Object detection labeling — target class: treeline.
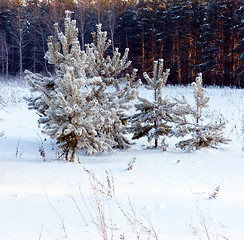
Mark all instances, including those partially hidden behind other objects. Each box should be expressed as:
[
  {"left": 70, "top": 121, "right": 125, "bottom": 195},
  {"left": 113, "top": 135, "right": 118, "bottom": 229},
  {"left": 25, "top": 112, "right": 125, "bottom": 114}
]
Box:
[{"left": 0, "top": 0, "right": 243, "bottom": 87}]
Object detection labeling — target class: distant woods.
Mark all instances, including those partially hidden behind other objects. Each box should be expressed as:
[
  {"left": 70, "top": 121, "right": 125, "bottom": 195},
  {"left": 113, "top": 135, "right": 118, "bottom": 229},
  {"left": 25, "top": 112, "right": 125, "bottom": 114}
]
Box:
[{"left": 0, "top": 0, "right": 243, "bottom": 87}]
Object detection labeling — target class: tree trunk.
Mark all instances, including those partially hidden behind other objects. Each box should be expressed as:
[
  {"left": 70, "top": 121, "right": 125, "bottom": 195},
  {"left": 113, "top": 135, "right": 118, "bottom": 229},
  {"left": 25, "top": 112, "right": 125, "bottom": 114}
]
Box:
[
  {"left": 142, "top": 24, "right": 145, "bottom": 73},
  {"left": 5, "top": 36, "right": 8, "bottom": 78},
  {"left": 176, "top": 21, "right": 182, "bottom": 85},
  {"left": 1, "top": 38, "right": 4, "bottom": 74},
  {"left": 221, "top": 18, "right": 225, "bottom": 86},
  {"left": 108, "top": 10, "right": 115, "bottom": 51},
  {"left": 188, "top": 16, "right": 196, "bottom": 83},
  {"left": 33, "top": 33, "right": 36, "bottom": 73},
  {"left": 151, "top": 21, "right": 155, "bottom": 66},
  {"left": 232, "top": 30, "right": 239, "bottom": 86},
  {"left": 160, "top": 39, "right": 163, "bottom": 60},
  {"left": 70, "top": 148, "right": 76, "bottom": 162},
  {"left": 19, "top": 34, "right": 23, "bottom": 77}
]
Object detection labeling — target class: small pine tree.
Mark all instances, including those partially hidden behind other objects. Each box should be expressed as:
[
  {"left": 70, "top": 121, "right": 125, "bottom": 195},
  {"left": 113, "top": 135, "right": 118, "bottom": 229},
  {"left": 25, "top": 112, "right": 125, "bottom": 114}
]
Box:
[
  {"left": 128, "top": 59, "right": 184, "bottom": 148},
  {"left": 174, "top": 73, "right": 230, "bottom": 151},
  {"left": 25, "top": 11, "right": 139, "bottom": 160},
  {"left": 25, "top": 11, "right": 114, "bottom": 161},
  {"left": 85, "top": 24, "right": 141, "bottom": 149}
]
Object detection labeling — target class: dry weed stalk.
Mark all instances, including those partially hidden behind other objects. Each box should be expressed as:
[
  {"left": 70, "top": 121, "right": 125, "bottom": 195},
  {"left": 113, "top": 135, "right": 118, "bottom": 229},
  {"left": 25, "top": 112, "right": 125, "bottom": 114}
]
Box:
[
  {"left": 187, "top": 204, "right": 229, "bottom": 240},
  {"left": 39, "top": 144, "right": 46, "bottom": 161},
  {"left": 84, "top": 167, "right": 115, "bottom": 199},
  {"left": 118, "top": 197, "right": 159, "bottom": 240},
  {"left": 68, "top": 195, "right": 89, "bottom": 226},
  {"left": 81, "top": 168, "right": 159, "bottom": 240},
  {"left": 35, "top": 132, "right": 47, "bottom": 161},
  {"left": 241, "top": 115, "right": 244, "bottom": 154},
  {"left": 15, "top": 135, "right": 23, "bottom": 157},
  {"left": 160, "top": 138, "right": 168, "bottom": 151},
  {"left": 36, "top": 133, "right": 46, "bottom": 161},
  {"left": 0, "top": 131, "right": 4, "bottom": 137},
  {"left": 0, "top": 117, "right": 4, "bottom": 137},
  {"left": 92, "top": 187, "right": 109, "bottom": 240},
  {"left": 120, "top": 233, "right": 125, "bottom": 239},
  {"left": 82, "top": 168, "right": 117, "bottom": 240},
  {"left": 241, "top": 115, "right": 244, "bottom": 135},
  {"left": 44, "top": 190, "right": 68, "bottom": 239},
  {"left": 127, "top": 157, "right": 136, "bottom": 171},
  {"left": 209, "top": 185, "right": 220, "bottom": 200}
]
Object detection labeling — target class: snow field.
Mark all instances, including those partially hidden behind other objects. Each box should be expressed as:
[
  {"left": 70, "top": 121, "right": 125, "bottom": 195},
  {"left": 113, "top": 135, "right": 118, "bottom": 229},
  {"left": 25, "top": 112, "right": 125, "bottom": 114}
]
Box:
[{"left": 0, "top": 80, "right": 244, "bottom": 240}]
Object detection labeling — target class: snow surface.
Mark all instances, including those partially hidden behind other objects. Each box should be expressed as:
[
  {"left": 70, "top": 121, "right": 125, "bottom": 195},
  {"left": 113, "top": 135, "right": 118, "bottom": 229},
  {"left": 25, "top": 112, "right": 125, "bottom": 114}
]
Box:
[{"left": 1, "top": 79, "right": 244, "bottom": 240}]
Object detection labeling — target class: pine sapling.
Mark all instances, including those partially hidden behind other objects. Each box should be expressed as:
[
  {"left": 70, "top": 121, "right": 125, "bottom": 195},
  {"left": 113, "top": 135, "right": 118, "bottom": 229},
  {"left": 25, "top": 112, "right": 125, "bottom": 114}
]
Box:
[
  {"left": 25, "top": 11, "right": 114, "bottom": 161},
  {"left": 128, "top": 59, "right": 183, "bottom": 148},
  {"left": 175, "top": 73, "right": 230, "bottom": 151},
  {"left": 85, "top": 24, "right": 141, "bottom": 150}
]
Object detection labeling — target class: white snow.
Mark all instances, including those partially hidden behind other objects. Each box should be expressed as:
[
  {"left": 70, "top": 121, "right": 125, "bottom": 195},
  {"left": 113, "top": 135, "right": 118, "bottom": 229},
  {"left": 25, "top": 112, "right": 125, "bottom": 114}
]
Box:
[{"left": 1, "top": 79, "right": 244, "bottom": 240}]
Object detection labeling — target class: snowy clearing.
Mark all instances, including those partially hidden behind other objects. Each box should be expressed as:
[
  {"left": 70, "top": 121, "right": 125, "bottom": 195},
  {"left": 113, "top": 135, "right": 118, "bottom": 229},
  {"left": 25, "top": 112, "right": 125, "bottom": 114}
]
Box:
[{"left": 0, "top": 79, "right": 244, "bottom": 240}]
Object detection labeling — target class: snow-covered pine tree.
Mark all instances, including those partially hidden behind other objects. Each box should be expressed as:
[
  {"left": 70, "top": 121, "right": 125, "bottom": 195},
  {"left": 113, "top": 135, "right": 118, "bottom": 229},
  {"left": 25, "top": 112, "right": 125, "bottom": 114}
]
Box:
[
  {"left": 174, "top": 73, "right": 230, "bottom": 151},
  {"left": 25, "top": 10, "right": 86, "bottom": 117},
  {"left": 128, "top": 59, "right": 184, "bottom": 149},
  {"left": 25, "top": 10, "right": 140, "bottom": 160},
  {"left": 84, "top": 24, "right": 141, "bottom": 149},
  {"left": 25, "top": 11, "right": 114, "bottom": 161},
  {"left": 41, "top": 66, "right": 114, "bottom": 161}
]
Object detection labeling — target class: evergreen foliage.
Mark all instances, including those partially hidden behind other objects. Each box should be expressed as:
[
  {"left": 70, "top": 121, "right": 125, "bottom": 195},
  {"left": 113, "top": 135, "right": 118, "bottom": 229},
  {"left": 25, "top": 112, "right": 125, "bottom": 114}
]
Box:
[
  {"left": 128, "top": 59, "right": 184, "bottom": 148},
  {"left": 234, "top": 3, "right": 244, "bottom": 86},
  {"left": 0, "top": 0, "right": 243, "bottom": 87},
  {"left": 117, "top": 6, "right": 143, "bottom": 74},
  {"left": 175, "top": 73, "right": 230, "bottom": 151},
  {"left": 85, "top": 23, "right": 141, "bottom": 149},
  {"left": 25, "top": 10, "right": 140, "bottom": 161}
]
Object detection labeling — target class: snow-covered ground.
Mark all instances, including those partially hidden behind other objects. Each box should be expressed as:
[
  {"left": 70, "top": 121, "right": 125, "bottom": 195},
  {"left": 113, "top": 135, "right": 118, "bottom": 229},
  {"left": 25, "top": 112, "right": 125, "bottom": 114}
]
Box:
[{"left": 0, "top": 79, "right": 244, "bottom": 240}]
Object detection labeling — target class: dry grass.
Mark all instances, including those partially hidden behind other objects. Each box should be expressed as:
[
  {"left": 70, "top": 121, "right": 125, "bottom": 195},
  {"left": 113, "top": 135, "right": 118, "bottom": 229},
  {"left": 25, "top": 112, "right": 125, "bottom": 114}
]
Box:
[
  {"left": 79, "top": 168, "right": 160, "bottom": 240},
  {"left": 187, "top": 203, "right": 229, "bottom": 240},
  {"left": 0, "top": 77, "right": 28, "bottom": 108},
  {"left": 40, "top": 169, "right": 232, "bottom": 240}
]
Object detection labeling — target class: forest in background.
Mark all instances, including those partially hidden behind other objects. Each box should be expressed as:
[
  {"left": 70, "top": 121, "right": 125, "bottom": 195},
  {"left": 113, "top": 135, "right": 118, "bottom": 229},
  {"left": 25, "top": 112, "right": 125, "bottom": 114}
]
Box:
[{"left": 0, "top": 0, "right": 243, "bottom": 87}]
